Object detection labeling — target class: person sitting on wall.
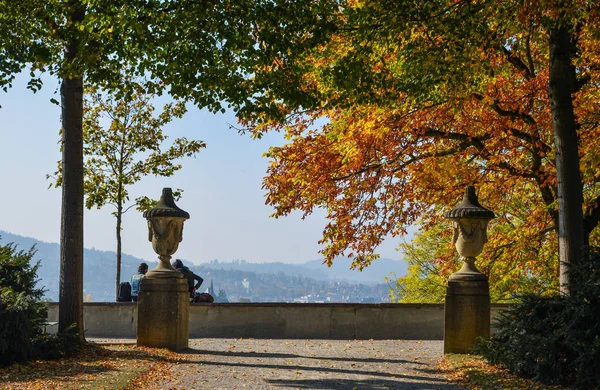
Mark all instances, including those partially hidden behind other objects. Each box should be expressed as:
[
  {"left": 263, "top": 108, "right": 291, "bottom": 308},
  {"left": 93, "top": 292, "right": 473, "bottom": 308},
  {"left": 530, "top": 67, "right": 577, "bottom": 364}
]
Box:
[
  {"left": 172, "top": 259, "right": 205, "bottom": 298},
  {"left": 130, "top": 262, "right": 148, "bottom": 302}
]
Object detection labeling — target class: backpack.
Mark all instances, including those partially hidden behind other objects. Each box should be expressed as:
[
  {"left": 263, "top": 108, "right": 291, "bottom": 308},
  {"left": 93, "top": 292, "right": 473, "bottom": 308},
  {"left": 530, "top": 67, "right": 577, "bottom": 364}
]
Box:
[
  {"left": 117, "top": 282, "right": 132, "bottom": 302},
  {"left": 191, "top": 292, "right": 214, "bottom": 303}
]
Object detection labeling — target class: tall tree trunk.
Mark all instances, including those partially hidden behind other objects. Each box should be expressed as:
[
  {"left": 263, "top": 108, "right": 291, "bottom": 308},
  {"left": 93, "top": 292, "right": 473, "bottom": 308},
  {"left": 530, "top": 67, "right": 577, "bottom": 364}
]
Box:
[
  {"left": 116, "top": 201, "right": 122, "bottom": 300},
  {"left": 59, "top": 1, "right": 85, "bottom": 341},
  {"left": 59, "top": 75, "right": 85, "bottom": 338},
  {"left": 548, "top": 24, "right": 585, "bottom": 295}
]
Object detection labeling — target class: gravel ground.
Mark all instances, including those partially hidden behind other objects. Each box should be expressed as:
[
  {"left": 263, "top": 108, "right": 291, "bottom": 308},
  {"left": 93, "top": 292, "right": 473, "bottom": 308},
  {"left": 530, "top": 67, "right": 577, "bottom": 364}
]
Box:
[{"left": 92, "top": 338, "right": 464, "bottom": 390}]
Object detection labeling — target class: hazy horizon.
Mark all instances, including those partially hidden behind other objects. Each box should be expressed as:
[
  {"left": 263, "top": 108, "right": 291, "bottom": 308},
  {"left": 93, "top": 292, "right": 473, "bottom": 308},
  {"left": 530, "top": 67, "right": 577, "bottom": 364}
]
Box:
[
  {"left": 0, "top": 230, "right": 408, "bottom": 304},
  {"left": 0, "top": 229, "right": 407, "bottom": 268}
]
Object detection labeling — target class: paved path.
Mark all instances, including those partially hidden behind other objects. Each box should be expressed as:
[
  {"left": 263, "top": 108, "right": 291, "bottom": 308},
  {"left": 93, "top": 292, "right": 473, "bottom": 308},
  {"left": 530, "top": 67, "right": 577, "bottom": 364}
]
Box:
[{"left": 113, "top": 339, "right": 464, "bottom": 390}]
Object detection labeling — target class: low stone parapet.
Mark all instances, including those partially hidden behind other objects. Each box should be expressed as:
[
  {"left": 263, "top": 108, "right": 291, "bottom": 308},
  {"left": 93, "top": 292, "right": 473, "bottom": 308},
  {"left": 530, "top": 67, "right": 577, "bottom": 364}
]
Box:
[{"left": 45, "top": 302, "right": 509, "bottom": 339}]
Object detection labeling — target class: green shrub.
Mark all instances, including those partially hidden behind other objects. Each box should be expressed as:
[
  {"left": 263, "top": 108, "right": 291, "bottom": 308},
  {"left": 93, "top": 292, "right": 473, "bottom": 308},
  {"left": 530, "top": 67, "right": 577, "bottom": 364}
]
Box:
[
  {"left": 0, "top": 239, "right": 80, "bottom": 366},
  {"left": 0, "top": 241, "right": 47, "bottom": 366},
  {"left": 32, "top": 325, "right": 81, "bottom": 360},
  {"left": 476, "top": 248, "right": 600, "bottom": 388}
]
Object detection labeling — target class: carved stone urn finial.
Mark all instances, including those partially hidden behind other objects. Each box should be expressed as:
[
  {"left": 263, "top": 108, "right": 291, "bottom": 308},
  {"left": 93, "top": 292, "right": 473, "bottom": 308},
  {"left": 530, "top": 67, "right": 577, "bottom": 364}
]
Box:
[
  {"left": 143, "top": 188, "right": 190, "bottom": 278},
  {"left": 444, "top": 186, "right": 495, "bottom": 281}
]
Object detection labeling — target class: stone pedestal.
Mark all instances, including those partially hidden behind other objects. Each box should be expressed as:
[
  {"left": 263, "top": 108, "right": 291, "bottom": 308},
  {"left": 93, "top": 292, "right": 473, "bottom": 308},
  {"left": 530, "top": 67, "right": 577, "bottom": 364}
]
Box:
[
  {"left": 444, "top": 280, "right": 490, "bottom": 354},
  {"left": 137, "top": 278, "right": 189, "bottom": 351}
]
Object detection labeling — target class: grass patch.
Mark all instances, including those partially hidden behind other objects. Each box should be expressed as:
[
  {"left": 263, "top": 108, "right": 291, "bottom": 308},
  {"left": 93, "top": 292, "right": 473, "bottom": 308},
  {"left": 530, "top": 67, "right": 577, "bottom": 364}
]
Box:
[
  {"left": 0, "top": 343, "right": 175, "bottom": 390},
  {"left": 439, "top": 354, "right": 567, "bottom": 390}
]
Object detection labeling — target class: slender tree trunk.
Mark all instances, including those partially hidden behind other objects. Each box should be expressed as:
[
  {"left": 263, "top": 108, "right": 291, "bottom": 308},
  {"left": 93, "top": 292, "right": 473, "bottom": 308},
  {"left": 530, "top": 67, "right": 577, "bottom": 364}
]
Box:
[
  {"left": 115, "top": 152, "right": 125, "bottom": 300},
  {"left": 59, "top": 2, "right": 85, "bottom": 340},
  {"left": 116, "top": 201, "right": 122, "bottom": 300},
  {"left": 548, "top": 24, "right": 585, "bottom": 295}
]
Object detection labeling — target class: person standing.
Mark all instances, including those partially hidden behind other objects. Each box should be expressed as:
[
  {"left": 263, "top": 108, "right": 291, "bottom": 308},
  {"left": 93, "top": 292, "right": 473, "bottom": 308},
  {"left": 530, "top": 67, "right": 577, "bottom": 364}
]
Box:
[{"left": 131, "top": 263, "right": 148, "bottom": 302}]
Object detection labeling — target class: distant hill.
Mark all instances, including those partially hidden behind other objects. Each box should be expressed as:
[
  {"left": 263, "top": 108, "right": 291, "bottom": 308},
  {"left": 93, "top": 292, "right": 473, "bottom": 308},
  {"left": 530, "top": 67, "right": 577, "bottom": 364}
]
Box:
[
  {"left": 302, "top": 258, "right": 408, "bottom": 283},
  {"left": 202, "top": 257, "right": 407, "bottom": 284},
  {"left": 0, "top": 230, "right": 157, "bottom": 302},
  {"left": 0, "top": 230, "right": 407, "bottom": 302}
]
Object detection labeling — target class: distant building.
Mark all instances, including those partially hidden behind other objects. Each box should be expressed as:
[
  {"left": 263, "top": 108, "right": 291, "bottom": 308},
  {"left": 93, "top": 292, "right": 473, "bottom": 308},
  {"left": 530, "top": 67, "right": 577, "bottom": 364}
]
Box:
[
  {"left": 215, "top": 288, "right": 229, "bottom": 303},
  {"left": 208, "top": 279, "right": 216, "bottom": 297},
  {"left": 293, "top": 294, "right": 325, "bottom": 303},
  {"left": 360, "top": 297, "right": 379, "bottom": 303}
]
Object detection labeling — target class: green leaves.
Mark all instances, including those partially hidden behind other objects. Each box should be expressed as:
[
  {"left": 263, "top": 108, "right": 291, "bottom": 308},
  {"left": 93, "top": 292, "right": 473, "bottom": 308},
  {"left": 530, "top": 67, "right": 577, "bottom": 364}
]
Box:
[
  {"left": 387, "top": 223, "right": 453, "bottom": 303},
  {"left": 80, "top": 83, "right": 204, "bottom": 213},
  {"left": 135, "top": 188, "right": 184, "bottom": 213},
  {"left": 0, "top": 239, "right": 48, "bottom": 366},
  {"left": 51, "top": 81, "right": 204, "bottom": 215}
]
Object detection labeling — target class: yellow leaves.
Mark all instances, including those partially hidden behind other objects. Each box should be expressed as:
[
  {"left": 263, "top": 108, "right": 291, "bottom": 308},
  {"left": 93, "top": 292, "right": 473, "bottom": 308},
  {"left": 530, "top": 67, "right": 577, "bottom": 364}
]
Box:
[
  {"left": 253, "top": 1, "right": 600, "bottom": 274},
  {"left": 481, "top": 94, "right": 495, "bottom": 106}
]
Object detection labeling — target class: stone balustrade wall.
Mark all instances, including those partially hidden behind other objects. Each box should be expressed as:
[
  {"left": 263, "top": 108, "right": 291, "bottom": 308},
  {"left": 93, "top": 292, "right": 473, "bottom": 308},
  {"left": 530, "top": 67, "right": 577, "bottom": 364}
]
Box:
[{"left": 46, "top": 302, "right": 509, "bottom": 339}]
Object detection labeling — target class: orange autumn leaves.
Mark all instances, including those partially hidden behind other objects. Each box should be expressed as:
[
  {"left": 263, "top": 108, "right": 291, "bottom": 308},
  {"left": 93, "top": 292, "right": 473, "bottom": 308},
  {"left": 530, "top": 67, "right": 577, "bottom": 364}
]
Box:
[
  {"left": 264, "top": 91, "right": 561, "bottom": 293},
  {"left": 251, "top": 1, "right": 600, "bottom": 296},
  {"left": 0, "top": 344, "right": 175, "bottom": 390}
]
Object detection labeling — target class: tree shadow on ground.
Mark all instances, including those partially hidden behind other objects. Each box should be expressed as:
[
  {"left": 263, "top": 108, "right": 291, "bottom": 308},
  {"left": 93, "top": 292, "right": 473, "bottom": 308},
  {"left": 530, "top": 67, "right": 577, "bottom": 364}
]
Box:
[
  {"left": 2, "top": 363, "right": 113, "bottom": 383},
  {"left": 1, "top": 344, "right": 161, "bottom": 384},
  {"left": 167, "top": 357, "right": 448, "bottom": 383},
  {"left": 264, "top": 378, "right": 463, "bottom": 389},
  {"left": 178, "top": 348, "right": 427, "bottom": 365}
]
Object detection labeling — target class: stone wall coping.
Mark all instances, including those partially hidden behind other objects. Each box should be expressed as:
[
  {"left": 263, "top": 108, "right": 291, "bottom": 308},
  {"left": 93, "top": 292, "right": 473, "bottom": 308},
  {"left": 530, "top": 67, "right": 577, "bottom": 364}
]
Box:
[
  {"left": 45, "top": 301, "right": 512, "bottom": 339},
  {"left": 46, "top": 302, "right": 511, "bottom": 308}
]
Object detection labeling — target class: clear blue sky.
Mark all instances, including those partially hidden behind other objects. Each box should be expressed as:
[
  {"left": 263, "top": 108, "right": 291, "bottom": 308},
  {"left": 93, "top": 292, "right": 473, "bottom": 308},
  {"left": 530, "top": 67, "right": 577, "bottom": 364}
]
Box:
[{"left": 0, "top": 72, "right": 406, "bottom": 265}]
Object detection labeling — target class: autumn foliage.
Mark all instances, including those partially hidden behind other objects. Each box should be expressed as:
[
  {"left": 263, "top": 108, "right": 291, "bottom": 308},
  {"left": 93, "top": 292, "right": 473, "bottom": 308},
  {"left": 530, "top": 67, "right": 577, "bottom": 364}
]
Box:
[{"left": 232, "top": 1, "right": 600, "bottom": 296}]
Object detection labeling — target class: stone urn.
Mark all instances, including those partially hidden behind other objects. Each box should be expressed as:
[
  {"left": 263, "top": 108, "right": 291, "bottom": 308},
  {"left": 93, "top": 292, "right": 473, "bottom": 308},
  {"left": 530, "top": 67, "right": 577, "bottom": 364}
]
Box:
[
  {"left": 143, "top": 188, "right": 189, "bottom": 279},
  {"left": 444, "top": 186, "right": 495, "bottom": 281}
]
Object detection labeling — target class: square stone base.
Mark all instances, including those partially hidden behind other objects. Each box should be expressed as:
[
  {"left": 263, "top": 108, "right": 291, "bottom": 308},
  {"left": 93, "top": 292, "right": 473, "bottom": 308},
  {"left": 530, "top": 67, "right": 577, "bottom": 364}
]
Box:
[
  {"left": 137, "top": 278, "right": 189, "bottom": 351},
  {"left": 444, "top": 280, "right": 490, "bottom": 354}
]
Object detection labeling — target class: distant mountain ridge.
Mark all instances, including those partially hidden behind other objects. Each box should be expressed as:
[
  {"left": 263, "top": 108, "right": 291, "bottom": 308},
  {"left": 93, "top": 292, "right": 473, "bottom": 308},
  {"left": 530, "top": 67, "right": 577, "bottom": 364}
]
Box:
[
  {"left": 0, "top": 230, "right": 407, "bottom": 302},
  {"left": 0, "top": 230, "right": 158, "bottom": 301},
  {"left": 201, "top": 257, "right": 407, "bottom": 284}
]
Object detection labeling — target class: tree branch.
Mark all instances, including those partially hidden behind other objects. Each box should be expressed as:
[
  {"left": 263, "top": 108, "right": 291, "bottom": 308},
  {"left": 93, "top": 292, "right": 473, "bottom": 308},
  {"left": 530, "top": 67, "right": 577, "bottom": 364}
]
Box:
[
  {"left": 473, "top": 93, "right": 536, "bottom": 125},
  {"left": 525, "top": 25, "right": 536, "bottom": 78},
  {"left": 424, "top": 128, "right": 536, "bottom": 178},
  {"left": 332, "top": 127, "right": 536, "bottom": 181},
  {"left": 122, "top": 203, "right": 137, "bottom": 214},
  {"left": 584, "top": 194, "right": 600, "bottom": 237},
  {"left": 574, "top": 74, "right": 591, "bottom": 93},
  {"left": 506, "top": 127, "right": 551, "bottom": 154},
  {"left": 530, "top": 151, "right": 558, "bottom": 226},
  {"left": 501, "top": 46, "right": 534, "bottom": 79}
]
